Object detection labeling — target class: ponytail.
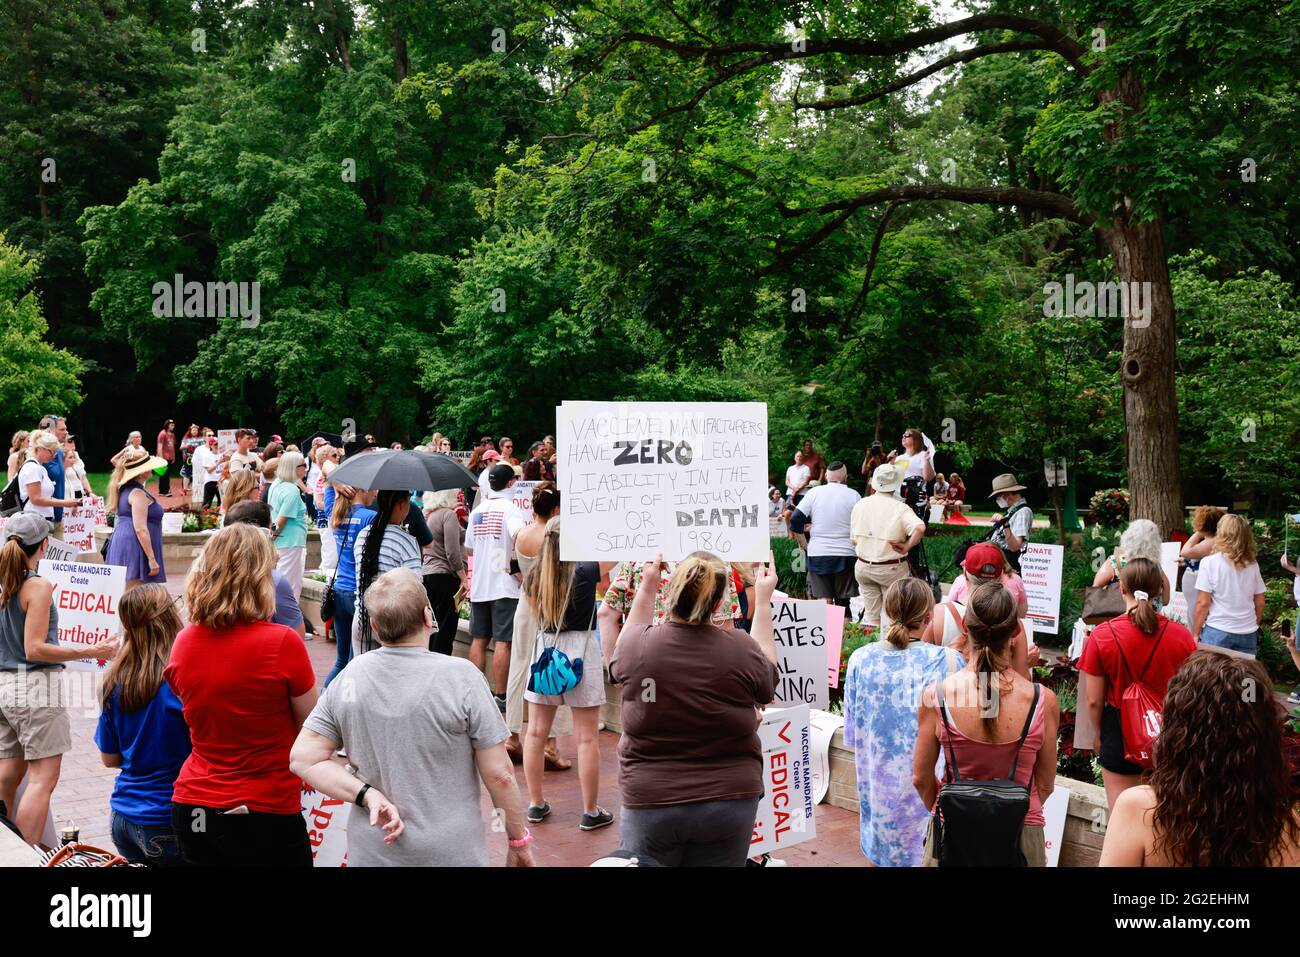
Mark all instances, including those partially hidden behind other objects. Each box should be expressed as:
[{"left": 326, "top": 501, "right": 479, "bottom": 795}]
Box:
[
  {"left": 883, "top": 577, "right": 934, "bottom": 649},
  {"left": 665, "top": 551, "right": 728, "bottom": 625},
  {"left": 0, "top": 538, "right": 39, "bottom": 605},
  {"left": 1119, "top": 557, "right": 1163, "bottom": 635},
  {"left": 963, "top": 582, "right": 1020, "bottom": 740}
]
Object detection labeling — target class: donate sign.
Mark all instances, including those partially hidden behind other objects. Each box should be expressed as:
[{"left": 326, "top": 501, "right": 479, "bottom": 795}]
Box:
[
  {"left": 36, "top": 559, "right": 125, "bottom": 673},
  {"left": 557, "top": 401, "right": 769, "bottom": 561},
  {"left": 750, "top": 703, "right": 817, "bottom": 857}
]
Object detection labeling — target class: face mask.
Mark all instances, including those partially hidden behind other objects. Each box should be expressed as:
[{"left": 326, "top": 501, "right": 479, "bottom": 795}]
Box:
[{"left": 996, "top": 496, "right": 1009, "bottom": 509}]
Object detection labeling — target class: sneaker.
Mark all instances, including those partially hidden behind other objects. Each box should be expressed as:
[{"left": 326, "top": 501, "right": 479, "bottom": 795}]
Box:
[
  {"left": 579, "top": 807, "right": 614, "bottom": 831},
  {"left": 493, "top": 693, "right": 507, "bottom": 713},
  {"left": 1288, "top": 689, "right": 1300, "bottom": 706},
  {"left": 527, "top": 802, "right": 551, "bottom": 824}
]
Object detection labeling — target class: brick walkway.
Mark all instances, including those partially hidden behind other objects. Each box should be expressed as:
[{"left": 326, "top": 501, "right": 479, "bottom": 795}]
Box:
[{"left": 48, "top": 574, "right": 865, "bottom": 866}]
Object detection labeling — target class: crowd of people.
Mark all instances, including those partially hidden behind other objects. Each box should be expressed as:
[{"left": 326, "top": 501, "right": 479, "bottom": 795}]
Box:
[{"left": 1, "top": 415, "right": 1298, "bottom": 869}]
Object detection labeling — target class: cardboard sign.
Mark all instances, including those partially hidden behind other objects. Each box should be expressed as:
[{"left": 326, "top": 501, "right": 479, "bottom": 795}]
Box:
[
  {"left": 1020, "top": 542, "right": 1064, "bottom": 634},
  {"left": 750, "top": 704, "right": 816, "bottom": 857},
  {"left": 216, "top": 429, "right": 238, "bottom": 455},
  {"left": 558, "top": 401, "right": 769, "bottom": 561},
  {"left": 60, "top": 514, "right": 98, "bottom": 554},
  {"left": 35, "top": 559, "right": 125, "bottom": 673},
  {"left": 301, "top": 784, "right": 349, "bottom": 867},
  {"left": 771, "top": 600, "right": 832, "bottom": 711},
  {"left": 162, "top": 512, "right": 185, "bottom": 534}
]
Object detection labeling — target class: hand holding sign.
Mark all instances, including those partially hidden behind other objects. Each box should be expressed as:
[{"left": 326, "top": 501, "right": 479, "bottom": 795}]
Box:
[{"left": 89, "top": 635, "right": 122, "bottom": 662}]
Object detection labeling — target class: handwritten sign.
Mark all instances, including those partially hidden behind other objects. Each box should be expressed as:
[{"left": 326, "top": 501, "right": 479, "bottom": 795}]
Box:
[
  {"left": 1021, "top": 542, "right": 1064, "bottom": 634},
  {"left": 301, "top": 784, "right": 349, "bottom": 867},
  {"left": 771, "top": 599, "right": 834, "bottom": 710},
  {"left": 216, "top": 429, "right": 238, "bottom": 455},
  {"left": 60, "top": 514, "right": 98, "bottom": 554},
  {"left": 35, "top": 559, "right": 125, "bottom": 673},
  {"left": 558, "top": 401, "right": 769, "bottom": 561},
  {"left": 43, "top": 538, "right": 79, "bottom": 563},
  {"left": 750, "top": 704, "right": 816, "bottom": 857}
]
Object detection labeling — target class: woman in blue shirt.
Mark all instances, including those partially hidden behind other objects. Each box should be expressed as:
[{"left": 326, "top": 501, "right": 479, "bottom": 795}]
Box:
[
  {"left": 324, "top": 487, "right": 377, "bottom": 686},
  {"left": 94, "top": 584, "right": 191, "bottom": 865}
]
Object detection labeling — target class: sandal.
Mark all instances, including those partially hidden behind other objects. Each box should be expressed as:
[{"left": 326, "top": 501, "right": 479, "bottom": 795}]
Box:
[{"left": 543, "top": 744, "right": 572, "bottom": 771}]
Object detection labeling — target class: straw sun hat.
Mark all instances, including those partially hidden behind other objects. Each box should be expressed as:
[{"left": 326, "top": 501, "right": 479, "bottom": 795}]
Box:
[{"left": 119, "top": 447, "right": 169, "bottom": 483}]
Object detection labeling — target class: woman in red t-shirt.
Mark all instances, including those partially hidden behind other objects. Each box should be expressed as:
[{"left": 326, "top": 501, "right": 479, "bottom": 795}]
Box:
[
  {"left": 1079, "top": 558, "right": 1196, "bottom": 810},
  {"left": 164, "top": 523, "right": 319, "bottom": 866}
]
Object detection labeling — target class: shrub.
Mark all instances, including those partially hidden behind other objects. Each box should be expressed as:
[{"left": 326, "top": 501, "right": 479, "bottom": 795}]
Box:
[{"left": 1088, "top": 488, "right": 1130, "bottom": 527}]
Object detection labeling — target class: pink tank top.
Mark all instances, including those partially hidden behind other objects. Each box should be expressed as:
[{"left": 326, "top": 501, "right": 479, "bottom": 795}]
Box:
[{"left": 935, "top": 683, "right": 1047, "bottom": 826}]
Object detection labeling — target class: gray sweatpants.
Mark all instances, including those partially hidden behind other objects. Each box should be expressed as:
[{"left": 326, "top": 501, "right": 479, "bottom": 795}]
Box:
[{"left": 619, "top": 796, "right": 761, "bottom": 867}]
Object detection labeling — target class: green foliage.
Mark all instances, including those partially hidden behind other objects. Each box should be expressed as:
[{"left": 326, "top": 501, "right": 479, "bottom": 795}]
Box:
[
  {"left": 0, "top": 236, "right": 83, "bottom": 431},
  {"left": 771, "top": 536, "right": 807, "bottom": 598}
]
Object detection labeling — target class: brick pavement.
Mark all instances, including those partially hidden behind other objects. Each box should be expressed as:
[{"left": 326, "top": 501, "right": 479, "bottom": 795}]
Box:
[{"left": 49, "top": 575, "right": 866, "bottom": 865}]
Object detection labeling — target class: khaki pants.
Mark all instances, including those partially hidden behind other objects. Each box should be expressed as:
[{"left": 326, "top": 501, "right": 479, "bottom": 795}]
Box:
[{"left": 854, "top": 559, "right": 910, "bottom": 625}]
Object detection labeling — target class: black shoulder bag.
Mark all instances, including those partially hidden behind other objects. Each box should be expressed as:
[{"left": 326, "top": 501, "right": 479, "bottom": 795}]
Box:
[{"left": 932, "top": 680, "right": 1040, "bottom": 867}]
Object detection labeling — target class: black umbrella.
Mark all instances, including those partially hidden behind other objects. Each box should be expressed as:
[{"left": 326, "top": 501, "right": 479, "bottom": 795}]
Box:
[
  {"left": 302, "top": 430, "right": 344, "bottom": 448},
  {"left": 325, "top": 449, "right": 475, "bottom": 492}
]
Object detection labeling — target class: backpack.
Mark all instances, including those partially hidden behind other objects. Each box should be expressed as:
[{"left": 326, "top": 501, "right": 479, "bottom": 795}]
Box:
[
  {"left": 0, "top": 472, "right": 25, "bottom": 518},
  {"left": 528, "top": 643, "right": 583, "bottom": 696},
  {"left": 1108, "top": 618, "right": 1168, "bottom": 769},
  {"left": 931, "top": 679, "right": 1040, "bottom": 867}
]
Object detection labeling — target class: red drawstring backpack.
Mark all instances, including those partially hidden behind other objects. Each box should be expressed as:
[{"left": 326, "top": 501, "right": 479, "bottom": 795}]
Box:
[{"left": 1109, "top": 619, "right": 1168, "bottom": 769}]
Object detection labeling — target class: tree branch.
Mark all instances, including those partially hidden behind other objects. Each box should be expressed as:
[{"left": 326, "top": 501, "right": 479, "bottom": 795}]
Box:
[
  {"left": 779, "top": 184, "right": 1092, "bottom": 226},
  {"left": 793, "top": 40, "right": 1048, "bottom": 111}
]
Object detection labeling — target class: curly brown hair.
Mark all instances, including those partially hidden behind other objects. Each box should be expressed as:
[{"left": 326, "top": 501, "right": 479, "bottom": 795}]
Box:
[{"left": 1149, "top": 651, "right": 1300, "bottom": 866}]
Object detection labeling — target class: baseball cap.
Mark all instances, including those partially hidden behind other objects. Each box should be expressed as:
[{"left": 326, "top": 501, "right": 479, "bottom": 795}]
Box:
[
  {"left": 963, "top": 543, "right": 1004, "bottom": 580},
  {"left": 482, "top": 450, "right": 501, "bottom": 463},
  {"left": 487, "top": 463, "right": 516, "bottom": 492},
  {"left": 4, "top": 513, "right": 51, "bottom": 547}
]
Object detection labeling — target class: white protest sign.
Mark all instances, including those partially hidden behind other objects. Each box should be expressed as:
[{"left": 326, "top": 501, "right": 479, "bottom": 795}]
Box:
[
  {"left": 1159, "top": 541, "right": 1180, "bottom": 592},
  {"left": 36, "top": 559, "right": 125, "bottom": 673},
  {"left": 809, "top": 709, "right": 845, "bottom": 805},
  {"left": 162, "top": 512, "right": 185, "bottom": 535},
  {"left": 508, "top": 481, "right": 538, "bottom": 520},
  {"left": 448, "top": 451, "right": 473, "bottom": 466},
  {"left": 771, "top": 599, "right": 832, "bottom": 711},
  {"left": 301, "top": 784, "right": 349, "bottom": 867},
  {"left": 750, "top": 703, "right": 816, "bottom": 857},
  {"left": 60, "top": 514, "right": 98, "bottom": 554},
  {"left": 558, "top": 401, "right": 769, "bottom": 561},
  {"left": 1042, "top": 786, "right": 1070, "bottom": 867},
  {"left": 43, "top": 538, "right": 79, "bottom": 563},
  {"left": 1020, "top": 542, "right": 1064, "bottom": 634},
  {"left": 217, "top": 429, "right": 238, "bottom": 455}
]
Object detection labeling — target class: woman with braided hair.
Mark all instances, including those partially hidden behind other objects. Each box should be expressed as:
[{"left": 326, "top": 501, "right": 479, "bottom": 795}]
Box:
[
  {"left": 913, "top": 581, "right": 1059, "bottom": 866},
  {"left": 352, "top": 490, "right": 423, "bottom": 657}
]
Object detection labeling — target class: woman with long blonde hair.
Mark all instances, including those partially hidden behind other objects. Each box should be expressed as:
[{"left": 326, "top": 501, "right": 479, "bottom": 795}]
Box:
[
  {"left": 220, "top": 468, "right": 259, "bottom": 522},
  {"left": 520, "top": 516, "right": 606, "bottom": 829},
  {"left": 164, "top": 523, "right": 318, "bottom": 865},
  {"left": 94, "top": 584, "right": 190, "bottom": 865},
  {"left": 1191, "top": 513, "right": 1266, "bottom": 655}
]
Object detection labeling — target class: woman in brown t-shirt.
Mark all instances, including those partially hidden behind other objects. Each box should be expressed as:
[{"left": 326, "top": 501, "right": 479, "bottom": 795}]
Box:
[{"left": 609, "top": 551, "right": 779, "bottom": 866}]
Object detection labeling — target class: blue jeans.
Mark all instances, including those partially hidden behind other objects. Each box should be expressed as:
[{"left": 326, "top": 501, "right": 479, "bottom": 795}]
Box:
[
  {"left": 324, "top": 589, "right": 356, "bottom": 687},
  {"left": 1200, "top": 624, "right": 1258, "bottom": 654},
  {"left": 110, "top": 808, "right": 185, "bottom": 866}
]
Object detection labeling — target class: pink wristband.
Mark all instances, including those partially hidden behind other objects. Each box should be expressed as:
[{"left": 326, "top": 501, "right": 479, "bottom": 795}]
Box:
[{"left": 508, "top": 829, "right": 533, "bottom": 848}]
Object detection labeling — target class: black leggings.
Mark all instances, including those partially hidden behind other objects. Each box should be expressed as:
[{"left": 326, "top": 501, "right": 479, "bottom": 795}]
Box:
[
  {"left": 202, "top": 481, "right": 221, "bottom": 508},
  {"left": 171, "top": 802, "right": 312, "bottom": 867},
  {"left": 425, "top": 573, "right": 461, "bottom": 655}
]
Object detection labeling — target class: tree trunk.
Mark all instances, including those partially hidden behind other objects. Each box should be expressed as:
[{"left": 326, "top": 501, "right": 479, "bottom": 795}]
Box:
[{"left": 1099, "top": 218, "right": 1184, "bottom": 535}]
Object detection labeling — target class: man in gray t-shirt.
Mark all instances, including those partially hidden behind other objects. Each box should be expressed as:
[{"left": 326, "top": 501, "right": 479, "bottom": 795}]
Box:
[{"left": 291, "top": 568, "right": 534, "bottom": 867}]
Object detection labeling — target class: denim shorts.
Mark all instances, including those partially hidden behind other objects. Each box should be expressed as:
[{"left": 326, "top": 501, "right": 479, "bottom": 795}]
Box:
[{"left": 1199, "top": 625, "right": 1258, "bottom": 655}]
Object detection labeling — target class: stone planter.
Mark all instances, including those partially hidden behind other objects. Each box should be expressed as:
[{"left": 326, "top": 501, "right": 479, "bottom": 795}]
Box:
[
  {"left": 94, "top": 527, "right": 323, "bottom": 579},
  {"left": 301, "top": 577, "right": 328, "bottom": 634}
]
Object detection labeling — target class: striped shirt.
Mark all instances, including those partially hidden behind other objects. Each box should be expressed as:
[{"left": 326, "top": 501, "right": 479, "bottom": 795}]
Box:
[{"left": 352, "top": 523, "right": 423, "bottom": 597}]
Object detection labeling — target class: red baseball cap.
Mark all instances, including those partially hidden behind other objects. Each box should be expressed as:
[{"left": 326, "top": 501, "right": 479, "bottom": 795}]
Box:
[
  {"left": 482, "top": 450, "right": 501, "bottom": 462},
  {"left": 963, "top": 543, "right": 1004, "bottom": 580}
]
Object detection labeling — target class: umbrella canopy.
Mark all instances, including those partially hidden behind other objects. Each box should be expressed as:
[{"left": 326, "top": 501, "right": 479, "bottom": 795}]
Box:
[
  {"left": 302, "top": 430, "right": 344, "bottom": 448},
  {"left": 325, "top": 449, "right": 475, "bottom": 492}
]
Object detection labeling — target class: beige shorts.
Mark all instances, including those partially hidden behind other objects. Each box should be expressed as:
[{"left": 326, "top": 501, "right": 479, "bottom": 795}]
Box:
[{"left": 0, "top": 669, "right": 72, "bottom": 760}]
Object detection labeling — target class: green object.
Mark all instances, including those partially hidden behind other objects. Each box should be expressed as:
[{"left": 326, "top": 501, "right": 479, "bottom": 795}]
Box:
[{"left": 1062, "top": 475, "right": 1081, "bottom": 533}]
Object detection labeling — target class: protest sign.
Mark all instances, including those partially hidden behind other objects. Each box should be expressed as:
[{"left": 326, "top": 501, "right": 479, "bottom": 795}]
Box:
[
  {"left": 824, "top": 603, "right": 845, "bottom": 688},
  {"left": 771, "top": 599, "right": 831, "bottom": 710},
  {"left": 162, "top": 512, "right": 185, "bottom": 535},
  {"left": 750, "top": 704, "right": 816, "bottom": 857},
  {"left": 769, "top": 513, "right": 788, "bottom": 538},
  {"left": 558, "top": 401, "right": 769, "bottom": 561},
  {"left": 508, "top": 480, "right": 538, "bottom": 520},
  {"left": 808, "top": 709, "right": 845, "bottom": 805},
  {"left": 36, "top": 559, "right": 125, "bottom": 673},
  {"left": 448, "top": 451, "right": 473, "bottom": 466},
  {"left": 43, "top": 538, "right": 79, "bottom": 563},
  {"left": 1042, "top": 787, "right": 1070, "bottom": 867},
  {"left": 217, "top": 429, "right": 238, "bottom": 455},
  {"left": 301, "top": 784, "right": 349, "bottom": 867},
  {"left": 60, "top": 513, "right": 97, "bottom": 554},
  {"left": 1021, "top": 542, "right": 1064, "bottom": 634}
]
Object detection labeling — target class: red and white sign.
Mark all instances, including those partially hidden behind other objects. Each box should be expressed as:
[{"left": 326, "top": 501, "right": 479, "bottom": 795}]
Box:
[
  {"left": 35, "top": 559, "right": 125, "bottom": 673},
  {"left": 217, "top": 429, "right": 238, "bottom": 455},
  {"left": 301, "top": 783, "right": 349, "bottom": 867},
  {"left": 508, "top": 481, "right": 538, "bottom": 519},
  {"left": 1021, "top": 542, "right": 1065, "bottom": 634},
  {"left": 60, "top": 513, "right": 98, "bottom": 554},
  {"left": 750, "top": 703, "right": 817, "bottom": 857}
]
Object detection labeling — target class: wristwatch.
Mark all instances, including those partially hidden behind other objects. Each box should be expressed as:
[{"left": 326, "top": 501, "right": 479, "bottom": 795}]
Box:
[{"left": 355, "top": 783, "right": 372, "bottom": 808}]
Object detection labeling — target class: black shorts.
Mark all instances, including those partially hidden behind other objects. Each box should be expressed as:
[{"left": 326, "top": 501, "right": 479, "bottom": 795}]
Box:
[
  {"left": 807, "top": 566, "right": 858, "bottom": 602},
  {"left": 469, "top": 597, "right": 517, "bottom": 643},
  {"left": 1099, "top": 704, "right": 1145, "bottom": 776}
]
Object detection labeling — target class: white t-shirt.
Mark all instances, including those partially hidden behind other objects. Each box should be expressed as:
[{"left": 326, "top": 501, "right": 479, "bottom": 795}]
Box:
[
  {"left": 64, "top": 462, "right": 87, "bottom": 498},
  {"left": 1196, "top": 553, "right": 1266, "bottom": 634},
  {"left": 467, "top": 492, "right": 526, "bottom": 602},
  {"left": 18, "top": 460, "right": 54, "bottom": 518},
  {"left": 785, "top": 463, "right": 810, "bottom": 497},
  {"left": 793, "top": 482, "right": 861, "bottom": 557},
  {"left": 191, "top": 446, "right": 222, "bottom": 485}
]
